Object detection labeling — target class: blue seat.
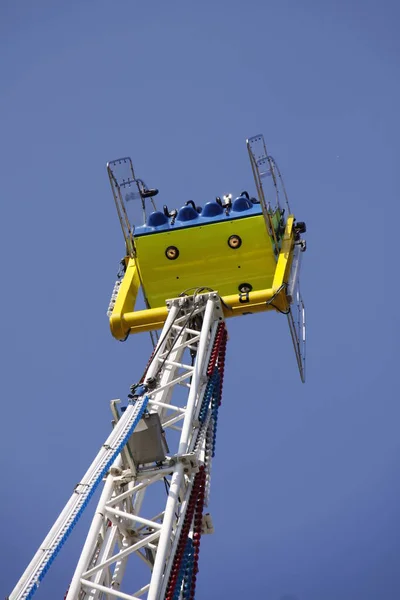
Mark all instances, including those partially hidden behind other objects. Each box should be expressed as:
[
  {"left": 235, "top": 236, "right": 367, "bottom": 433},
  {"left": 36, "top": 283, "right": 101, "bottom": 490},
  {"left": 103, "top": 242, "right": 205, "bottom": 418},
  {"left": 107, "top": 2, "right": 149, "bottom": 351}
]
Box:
[
  {"left": 176, "top": 205, "right": 199, "bottom": 222},
  {"left": 147, "top": 211, "right": 169, "bottom": 227},
  {"left": 232, "top": 196, "right": 253, "bottom": 212},
  {"left": 202, "top": 201, "right": 224, "bottom": 217}
]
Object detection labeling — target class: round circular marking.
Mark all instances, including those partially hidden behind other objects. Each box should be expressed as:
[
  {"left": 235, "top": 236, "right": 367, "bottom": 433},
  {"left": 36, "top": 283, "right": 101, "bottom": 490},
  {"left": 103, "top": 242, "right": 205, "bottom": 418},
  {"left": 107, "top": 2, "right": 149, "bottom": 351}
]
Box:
[
  {"left": 238, "top": 282, "right": 253, "bottom": 293},
  {"left": 228, "top": 234, "right": 242, "bottom": 249},
  {"left": 165, "top": 246, "right": 179, "bottom": 260}
]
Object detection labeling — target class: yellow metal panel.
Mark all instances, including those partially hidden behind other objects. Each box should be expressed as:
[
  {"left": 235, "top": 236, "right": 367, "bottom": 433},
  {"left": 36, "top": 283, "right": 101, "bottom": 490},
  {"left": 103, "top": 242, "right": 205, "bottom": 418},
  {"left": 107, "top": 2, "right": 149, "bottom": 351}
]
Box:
[
  {"left": 108, "top": 215, "right": 297, "bottom": 340},
  {"left": 135, "top": 215, "right": 277, "bottom": 309}
]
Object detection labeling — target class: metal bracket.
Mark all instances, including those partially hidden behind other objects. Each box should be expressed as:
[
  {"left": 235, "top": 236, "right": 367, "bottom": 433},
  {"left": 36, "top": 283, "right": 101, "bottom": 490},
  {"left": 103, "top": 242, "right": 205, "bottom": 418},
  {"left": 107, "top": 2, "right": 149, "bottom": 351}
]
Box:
[
  {"left": 172, "top": 452, "right": 199, "bottom": 474},
  {"left": 202, "top": 513, "right": 214, "bottom": 535}
]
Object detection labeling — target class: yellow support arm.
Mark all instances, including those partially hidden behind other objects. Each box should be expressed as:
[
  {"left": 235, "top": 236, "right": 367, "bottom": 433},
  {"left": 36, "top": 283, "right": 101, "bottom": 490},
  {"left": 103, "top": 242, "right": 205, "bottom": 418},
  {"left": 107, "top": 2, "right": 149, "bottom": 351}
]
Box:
[
  {"left": 270, "top": 216, "right": 295, "bottom": 312},
  {"left": 272, "top": 216, "right": 294, "bottom": 287},
  {"left": 109, "top": 258, "right": 141, "bottom": 340}
]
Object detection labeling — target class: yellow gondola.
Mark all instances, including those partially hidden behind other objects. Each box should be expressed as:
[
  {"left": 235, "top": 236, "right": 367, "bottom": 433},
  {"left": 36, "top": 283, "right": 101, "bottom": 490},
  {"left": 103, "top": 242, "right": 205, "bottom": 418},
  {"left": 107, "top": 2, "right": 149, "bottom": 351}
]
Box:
[{"left": 106, "top": 134, "right": 306, "bottom": 381}]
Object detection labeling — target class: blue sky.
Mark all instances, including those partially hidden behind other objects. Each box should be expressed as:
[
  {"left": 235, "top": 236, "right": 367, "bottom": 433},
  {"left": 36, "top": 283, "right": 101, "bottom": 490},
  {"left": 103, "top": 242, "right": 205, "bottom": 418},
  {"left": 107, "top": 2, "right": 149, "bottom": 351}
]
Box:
[{"left": 1, "top": 1, "right": 399, "bottom": 598}]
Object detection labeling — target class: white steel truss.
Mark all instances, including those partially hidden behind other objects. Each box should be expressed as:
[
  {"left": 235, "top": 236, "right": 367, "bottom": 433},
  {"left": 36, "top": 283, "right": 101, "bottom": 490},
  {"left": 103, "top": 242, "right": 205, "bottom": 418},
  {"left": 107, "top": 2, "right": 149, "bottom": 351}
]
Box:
[{"left": 9, "top": 292, "right": 227, "bottom": 600}]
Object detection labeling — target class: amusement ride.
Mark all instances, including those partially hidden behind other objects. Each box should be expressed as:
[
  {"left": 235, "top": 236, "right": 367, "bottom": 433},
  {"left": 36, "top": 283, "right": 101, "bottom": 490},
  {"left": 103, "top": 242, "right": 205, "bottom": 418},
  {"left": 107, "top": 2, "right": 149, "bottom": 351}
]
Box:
[{"left": 9, "top": 134, "right": 306, "bottom": 600}]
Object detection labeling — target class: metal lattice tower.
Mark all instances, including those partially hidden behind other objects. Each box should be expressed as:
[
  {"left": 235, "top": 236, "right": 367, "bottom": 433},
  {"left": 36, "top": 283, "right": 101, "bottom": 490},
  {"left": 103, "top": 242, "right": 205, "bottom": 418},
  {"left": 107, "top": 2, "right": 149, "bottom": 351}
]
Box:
[{"left": 10, "top": 293, "right": 227, "bottom": 600}]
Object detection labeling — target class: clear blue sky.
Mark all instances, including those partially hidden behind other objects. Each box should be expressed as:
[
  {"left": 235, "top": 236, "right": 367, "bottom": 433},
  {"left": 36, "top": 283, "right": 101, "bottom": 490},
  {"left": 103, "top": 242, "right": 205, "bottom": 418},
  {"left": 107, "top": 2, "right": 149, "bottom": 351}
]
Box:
[{"left": 1, "top": 1, "right": 399, "bottom": 599}]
